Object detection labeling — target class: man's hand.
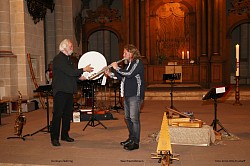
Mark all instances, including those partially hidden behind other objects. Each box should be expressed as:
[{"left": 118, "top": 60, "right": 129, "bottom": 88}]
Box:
[
  {"left": 79, "top": 75, "right": 87, "bottom": 81},
  {"left": 103, "top": 66, "right": 110, "bottom": 75},
  {"left": 83, "top": 64, "right": 94, "bottom": 72},
  {"left": 111, "top": 62, "right": 118, "bottom": 70}
]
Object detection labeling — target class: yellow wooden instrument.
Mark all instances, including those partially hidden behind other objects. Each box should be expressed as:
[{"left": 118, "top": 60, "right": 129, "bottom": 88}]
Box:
[{"left": 151, "top": 112, "right": 179, "bottom": 166}]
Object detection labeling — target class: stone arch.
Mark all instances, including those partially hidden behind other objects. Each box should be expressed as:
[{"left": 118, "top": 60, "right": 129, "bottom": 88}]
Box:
[
  {"left": 85, "top": 26, "right": 123, "bottom": 43},
  {"left": 227, "top": 19, "right": 250, "bottom": 38},
  {"left": 226, "top": 15, "right": 250, "bottom": 84},
  {"left": 82, "top": 24, "right": 124, "bottom": 62}
]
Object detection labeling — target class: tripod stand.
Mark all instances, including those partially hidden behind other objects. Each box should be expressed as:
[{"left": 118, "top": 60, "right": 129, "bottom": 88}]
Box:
[
  {"left": 30, "top": 85, "right": 52, "bottom": 136},
  {"left": 210, "top": 97, "right": 230, "bottom": 136},
  {"left": 7, "top": 123, "right": 30, "bottom": 141},
  {"left": 83, "top": 81, "right": 107, "bottom": 131},
  {"left": 7, "top": 111, "right": 30, "bottom": 140},
  {"left": 163, "top": 73, "right": 181, "bottom": 110},
  {"left": 169, "top": 79, "right": 175, "bottom": 109},
  {"left": 202, "top": 86, "right": 232, "bottom": 136}
]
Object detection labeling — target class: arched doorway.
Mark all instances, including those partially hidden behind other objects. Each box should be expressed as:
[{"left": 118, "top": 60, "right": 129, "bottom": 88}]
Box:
[{"left": 87, "top": 30, "right": 120, "bottom": 65}]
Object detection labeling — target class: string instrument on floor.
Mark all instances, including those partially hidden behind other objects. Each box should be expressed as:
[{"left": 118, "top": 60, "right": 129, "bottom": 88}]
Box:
[
  {"left": 151, "top": 112, "right": 179, "bottom": 166},
  {"left": 27, "top": 53, "right": 45, "bottom": 109}
]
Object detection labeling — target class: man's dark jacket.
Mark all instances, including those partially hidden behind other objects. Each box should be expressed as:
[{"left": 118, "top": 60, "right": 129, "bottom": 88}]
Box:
[{"left": 52, "top": 52, "right": 83, "bottom": 96}]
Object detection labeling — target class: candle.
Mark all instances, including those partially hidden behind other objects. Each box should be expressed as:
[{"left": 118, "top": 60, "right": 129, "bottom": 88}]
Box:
[
  {"left": 187, "top": 51, "right": 190, "bottom": 59},
  {"left": 182, "top": 51, "right": 184, "bottom": 59},
  {"left": 236, "top": 44, "right": 239, "bottom": 62},
  {"left": 236, "top": 44, "right": 239, "bottom": 76}
]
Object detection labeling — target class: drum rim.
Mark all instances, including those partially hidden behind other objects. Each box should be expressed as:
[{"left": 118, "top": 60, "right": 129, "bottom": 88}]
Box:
[{"left": 78, "top": 51, "right": 107, "bottom": 80}]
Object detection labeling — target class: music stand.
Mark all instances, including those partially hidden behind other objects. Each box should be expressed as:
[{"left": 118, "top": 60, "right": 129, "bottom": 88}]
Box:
[
  {"left": 30, "top": 85, "right": 52, "bottom": 136},
  {"left": 83, "top": 81, "right": 107, "bottom": 131},
  {"left": 202, "top": 86, "right": 232, "bottom": 135},
  {"left": 111, "top": 80, "right": 123, "bottom": 112},
  {"left": 163, "top": 73, "right": 181, "bottom": 110}
]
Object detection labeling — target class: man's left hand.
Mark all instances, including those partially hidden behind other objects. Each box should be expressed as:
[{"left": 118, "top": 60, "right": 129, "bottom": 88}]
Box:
[
  {"left": 79, "top": 75, "right": 87, "bottom": 81},
  {"left": 84, "top": 64, "right": 94, "bottom": 72}
]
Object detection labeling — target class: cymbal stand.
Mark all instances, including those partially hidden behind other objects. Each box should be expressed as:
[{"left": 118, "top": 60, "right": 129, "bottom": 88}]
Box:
[{"left": 83, "top": 81, "right": 107, "bottom": 131}]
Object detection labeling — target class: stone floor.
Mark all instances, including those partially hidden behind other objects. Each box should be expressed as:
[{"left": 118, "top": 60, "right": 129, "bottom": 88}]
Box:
[{"left": 0, "top": 87, "right": 250, "bottom": 166}]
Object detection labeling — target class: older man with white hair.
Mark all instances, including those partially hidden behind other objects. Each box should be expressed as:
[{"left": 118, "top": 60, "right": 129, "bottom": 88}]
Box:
[{"left": 50, "top": 39, "right": 93, "bottom": 146}]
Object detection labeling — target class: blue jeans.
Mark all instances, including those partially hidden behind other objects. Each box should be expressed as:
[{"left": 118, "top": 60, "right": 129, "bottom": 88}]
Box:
[{"left": 124, "top": 96, "right": 142, "bottom": 144}]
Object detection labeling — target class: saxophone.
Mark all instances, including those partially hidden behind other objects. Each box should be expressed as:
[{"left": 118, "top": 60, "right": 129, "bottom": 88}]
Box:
[{"left": 14, "top": 91, "right": 26, "bottom": 136}]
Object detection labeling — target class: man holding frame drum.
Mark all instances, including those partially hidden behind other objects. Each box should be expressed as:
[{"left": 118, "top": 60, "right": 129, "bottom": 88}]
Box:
[{"left": 51, "top": 39, "right": 93, "bottom": 146}]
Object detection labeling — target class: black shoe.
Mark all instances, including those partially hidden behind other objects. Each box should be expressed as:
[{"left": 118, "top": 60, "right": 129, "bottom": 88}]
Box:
[
  {"left": 120, "top": 138, "right": 132, "bottom": 146},
  {"left": 51, "top": 139, "right": 61, "bottom": 146},
  {"left": 61, "top": 137, "right": 74, "bottom": 142},
  {"left": 124, "top": 143, "right": 139, "bottom": 151}
]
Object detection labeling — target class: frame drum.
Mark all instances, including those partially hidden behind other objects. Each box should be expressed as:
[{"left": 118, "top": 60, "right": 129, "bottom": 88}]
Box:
[{"left": 78, "top": 51, "right": 107, "bottom": 80}]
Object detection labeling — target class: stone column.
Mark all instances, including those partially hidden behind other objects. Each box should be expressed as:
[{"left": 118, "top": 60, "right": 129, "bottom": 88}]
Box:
[
  {"left": 135, "top": 0, "right": 140, "bottom": 48},
  {"left": 54, "top": 0, "right": 63, "bottom": 50},
  {"left": 196, "top": 0, "right": 202, "bottom": 57},
  {"left": 212, "top": 0, "right": 219, "bottom": 57},
  {"left": 129, "top": 0, "right": 136, "bottom": 44},
  {"left": 0, "top": 0, "right": 11, "bottom": 52},
  {"left": 0, "top": 0, "right": 16, "bottom": 99},
  {"left": 210, "top": 0, "right": 223, "bottom": 86},
  {"left": 45, "top": 12, "right": 56, "bottom": 66},
  {"left": 207, "top": 0, "right": 212, "bottom": 58},
  {"left": 201, "top": 0, "right": 207, "bottom": 57},
  {"left": 139, "top": 0, "right": 146, "bottom": 56},
  {"left": 199, "top": 0, "right": 210, "bottom": 87}
]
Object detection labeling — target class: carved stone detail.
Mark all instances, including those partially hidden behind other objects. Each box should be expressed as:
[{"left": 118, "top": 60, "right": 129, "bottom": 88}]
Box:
[
  {"left": 228, "top": 0, "right": 250, "bottom": 15},
  {"left": 84, "top": 5, "right": 121, "bottom": 24}
]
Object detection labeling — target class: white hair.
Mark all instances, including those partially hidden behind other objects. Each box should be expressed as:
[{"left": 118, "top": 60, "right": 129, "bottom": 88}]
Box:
[{"left": 59, "top": 39, "right": 71, "bottom": 52}]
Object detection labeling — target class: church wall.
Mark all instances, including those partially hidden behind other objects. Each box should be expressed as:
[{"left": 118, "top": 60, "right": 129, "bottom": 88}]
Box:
[
  {"left": 8, "top": 0, "right": 45, "bottom": 100},
  {"left": 45, "top": 0, "right": 79, "bottom": 65},
  {"left": 45, "top": 12, "right": 56, "bottom": 66},
  {"left": 0, "top": 0, "right": 16, "bottom": 99},
  {"left": 1, "top": 0, "right": 250, "bottom": 100}
]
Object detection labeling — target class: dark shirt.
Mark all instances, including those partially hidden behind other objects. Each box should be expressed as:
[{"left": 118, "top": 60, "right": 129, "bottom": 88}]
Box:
[
  {"left": 115, "top": 59, "right": 145, "bottom": 100},
  {"left": 52, "top": 51, "right": 83, "bottom": 96}
]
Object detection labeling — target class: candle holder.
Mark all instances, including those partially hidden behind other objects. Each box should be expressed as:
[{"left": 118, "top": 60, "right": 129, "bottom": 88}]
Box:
[
  {"left": 233, "top": 76, "right": 242, "bottom": 106},
  {"left": 181, "top": 59, "right": 189, "bottom": 65},
  {"left": 181, "top": 59, "right": 185, "bottom": 65}
]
